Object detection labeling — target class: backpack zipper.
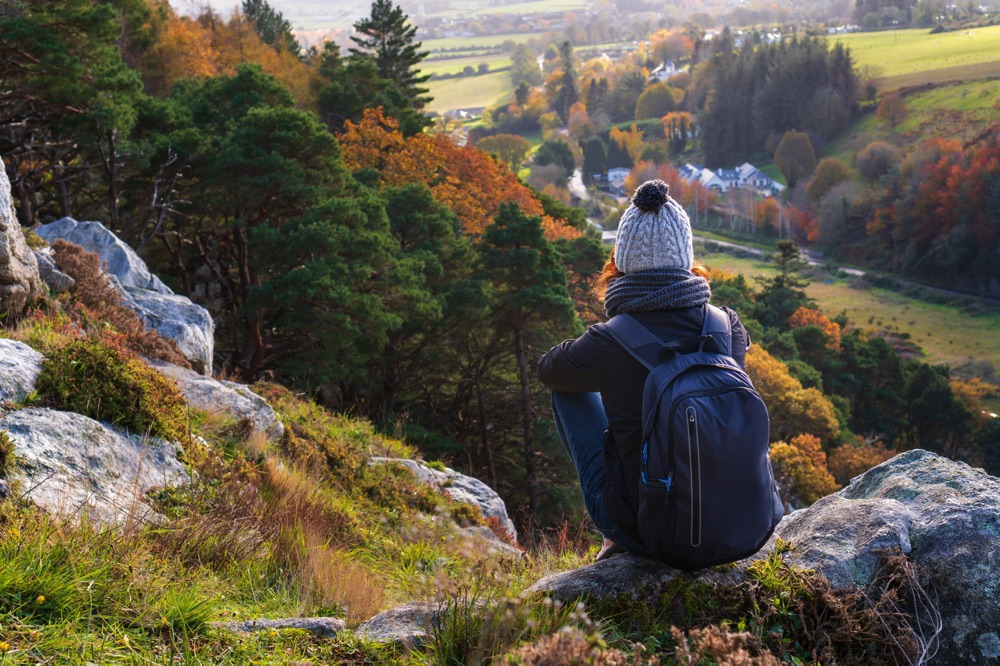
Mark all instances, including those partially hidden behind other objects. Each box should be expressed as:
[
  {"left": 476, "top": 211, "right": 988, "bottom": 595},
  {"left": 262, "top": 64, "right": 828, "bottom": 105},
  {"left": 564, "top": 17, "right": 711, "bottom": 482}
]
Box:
[
  {"left": 687, "top": 406, "right": 702, "bottom": 547},
  {"left": 641, "top": 442, "right": 672, "bottom": 490}
]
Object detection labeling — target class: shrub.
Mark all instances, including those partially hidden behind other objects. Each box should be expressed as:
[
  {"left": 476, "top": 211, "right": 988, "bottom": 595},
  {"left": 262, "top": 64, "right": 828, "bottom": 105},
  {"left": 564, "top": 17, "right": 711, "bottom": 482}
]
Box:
[
  {"left": 827, "top": 438, "right": 895, "bottom": 485},
  {"left": 770, "top": 434, "right": 840, "bottom": 505},
  {"left": 50, "top": 240, "right": 190, "bottom": 368},
  {"left": 0, "top": 431, "right": 14, "bottom": 477},
  {"left": 35, "top": 334, "right": 188, "bottom": 441}
]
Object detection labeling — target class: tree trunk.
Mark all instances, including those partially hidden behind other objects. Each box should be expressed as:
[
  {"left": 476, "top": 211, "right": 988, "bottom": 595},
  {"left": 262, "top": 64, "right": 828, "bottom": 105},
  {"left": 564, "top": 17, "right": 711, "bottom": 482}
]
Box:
[
  {"left": 513, "top": 322, "right": 539, "bottom": 518},
  {"left": 105, "top": 130, "right": 119, "bottom": 234},
  {"left": 54, "top": 162, "right": 72, "bottom": 218},
  {"left": 476, "top": 379, "right": 497, "bottom": 489}
]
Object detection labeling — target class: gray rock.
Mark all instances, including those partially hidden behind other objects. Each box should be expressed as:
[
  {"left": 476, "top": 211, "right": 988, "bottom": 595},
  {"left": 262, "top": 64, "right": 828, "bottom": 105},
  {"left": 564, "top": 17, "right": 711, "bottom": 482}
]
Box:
[
  {"left": 36, "top": 218, "right": 169, "bottom": 293},
  {"left": 120, "top": 286, "right": 215, "bottom": 376},
  {"left": 0, "top": 159, "right": 43, "bottom": 316},
  {"left": 149, "top": 360, "right": 283, "bottom": 441},
  {"left": 212, "top": 617, "right": 345, "bottom": 637},
  {"left": 0, "top": 339, "right": 43, "bottom": 405},
  {"left": 524, "top": 551, "right": 750, "bottom": 603},
  {"left": 372, "top": 458, "right": 517, "bottom": 544},
  {"left": 0, "top": 407, "right": 190, "bottom": 526},
  {"left": 776, "top": 449, "right": 999, "bottom": 664},
  {"left": 459, "top": 525, "right": 523, "bottom": 559},
  {"left": 32, "top": 248, "right": 74, "bottom": 293},
  {"left": 36, "top": 218, "right": 215, "bottom": 375},
  {"left": 354, "top": 601, "right": 447, "bottom": 648}
]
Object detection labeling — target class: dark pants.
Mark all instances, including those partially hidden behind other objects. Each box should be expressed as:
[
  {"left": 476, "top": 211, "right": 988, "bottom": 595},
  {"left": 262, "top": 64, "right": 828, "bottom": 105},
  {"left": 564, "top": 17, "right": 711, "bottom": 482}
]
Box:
[{"left": 550, "top": 391, "right": 617, "bottom": 539}]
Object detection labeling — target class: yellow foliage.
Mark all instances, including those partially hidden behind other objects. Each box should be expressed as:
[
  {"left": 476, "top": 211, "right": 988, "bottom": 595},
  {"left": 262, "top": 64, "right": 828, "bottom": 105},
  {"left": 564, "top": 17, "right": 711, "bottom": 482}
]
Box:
[
  {"left": 770, "top": 434, "right": 840, "bottom": 505},
  {"left": 746, "top": 345, "right": 840, "bottom": 443},
  {"left": 608, "top": 123, "right": 645, "bottom": 166}
]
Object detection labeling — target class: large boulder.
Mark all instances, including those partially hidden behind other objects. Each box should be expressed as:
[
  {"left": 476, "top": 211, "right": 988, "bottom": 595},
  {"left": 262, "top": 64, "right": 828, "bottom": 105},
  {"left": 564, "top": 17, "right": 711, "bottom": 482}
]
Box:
[
  {"left": 777, "top": 449, "right": 1000, "bottom": 664},
  {"left": 0, "top": 160, "right": 43, "bottom": 316},
  {"left": 32, "top": 247, "right": 74, "bottom": 294},
  {"left": 149, "top": 360, "right": 283, "bottom": 441},
  {"left": 35, "top": 218, "right": 168, "bottom": 292},
  {"left": 35, "top": 218, "right": 214, "bottom": 375},
  {"left": 0, "top": 339, "right": 43, "bottom": 405},
  {"left": 0, "top": 407, "right": 190, "bottom": 526},
  {"left": 372, "top": 457, "right": 517, "bottom": 544}
]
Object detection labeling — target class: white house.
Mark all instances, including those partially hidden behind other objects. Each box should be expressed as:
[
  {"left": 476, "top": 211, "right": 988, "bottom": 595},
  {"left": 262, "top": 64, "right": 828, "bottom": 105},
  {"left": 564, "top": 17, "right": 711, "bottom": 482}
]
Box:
[
  {"left": 649, "top": 61, "right": 677, "bottom": 83},
  {"left": 680, "top": 162, "right": 784, "bottom": 196}
]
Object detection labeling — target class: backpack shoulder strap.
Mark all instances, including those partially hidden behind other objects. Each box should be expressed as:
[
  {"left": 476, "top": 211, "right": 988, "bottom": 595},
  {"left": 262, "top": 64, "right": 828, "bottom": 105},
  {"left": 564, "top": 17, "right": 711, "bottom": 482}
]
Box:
[
  {"left": 701, "top": 304, "right": 733, "bottom": 356},
  {"left": 603, "top": 314, "right": 663, "bottom": 371}
]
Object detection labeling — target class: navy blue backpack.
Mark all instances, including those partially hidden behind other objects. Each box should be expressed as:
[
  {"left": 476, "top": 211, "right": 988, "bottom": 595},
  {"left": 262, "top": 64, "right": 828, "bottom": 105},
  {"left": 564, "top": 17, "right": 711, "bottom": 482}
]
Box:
[{"left": 605, "top": 304, "right": 782, "bottom": 570}]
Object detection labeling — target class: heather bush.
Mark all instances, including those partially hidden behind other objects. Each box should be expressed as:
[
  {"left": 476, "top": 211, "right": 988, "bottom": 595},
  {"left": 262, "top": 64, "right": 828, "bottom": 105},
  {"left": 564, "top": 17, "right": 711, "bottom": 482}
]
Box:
[{"left": 35, "top": 334, "right": 188, "bottom": 441}]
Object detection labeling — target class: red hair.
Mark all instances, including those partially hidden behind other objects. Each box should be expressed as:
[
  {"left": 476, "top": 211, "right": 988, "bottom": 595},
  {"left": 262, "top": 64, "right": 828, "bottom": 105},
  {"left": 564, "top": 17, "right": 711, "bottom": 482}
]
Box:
[{"left": 594, "top": 248, "right": 711, "bottom": 301}]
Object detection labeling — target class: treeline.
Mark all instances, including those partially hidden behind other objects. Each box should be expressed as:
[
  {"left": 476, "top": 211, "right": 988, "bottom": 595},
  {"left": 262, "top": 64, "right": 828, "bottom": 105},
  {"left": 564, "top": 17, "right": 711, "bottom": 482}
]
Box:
[{"left": 691, "top": 30, "right": 860, "bottom": 166}]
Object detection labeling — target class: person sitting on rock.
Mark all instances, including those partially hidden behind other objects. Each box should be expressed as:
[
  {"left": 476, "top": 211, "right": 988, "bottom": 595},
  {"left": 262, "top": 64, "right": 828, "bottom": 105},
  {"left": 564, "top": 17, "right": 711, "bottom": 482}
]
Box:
[{"left": 537, "top": 180, "right": 753, "bottom": 562}]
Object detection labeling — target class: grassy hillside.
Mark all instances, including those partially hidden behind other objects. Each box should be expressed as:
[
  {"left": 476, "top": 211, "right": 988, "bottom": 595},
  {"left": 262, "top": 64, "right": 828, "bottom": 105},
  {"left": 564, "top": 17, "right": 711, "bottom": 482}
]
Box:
[
  {"left": 426, "top": 69, "right": 514, "bottom": 113},
  {"left": 822, "top": 77, "right": 999, "bottom": 190},
  {"left": 829, "top": 25, "right": 1000, "bottom": 90},
  {"left": 425, "top": 0, "right": 590, "bottom": 19}
]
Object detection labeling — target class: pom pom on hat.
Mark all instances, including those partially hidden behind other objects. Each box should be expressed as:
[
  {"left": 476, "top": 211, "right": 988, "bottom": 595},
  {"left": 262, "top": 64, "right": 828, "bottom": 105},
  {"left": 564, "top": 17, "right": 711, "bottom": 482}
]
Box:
[{"left": 614, "top": 179, "right": 693, "bottom": 274}]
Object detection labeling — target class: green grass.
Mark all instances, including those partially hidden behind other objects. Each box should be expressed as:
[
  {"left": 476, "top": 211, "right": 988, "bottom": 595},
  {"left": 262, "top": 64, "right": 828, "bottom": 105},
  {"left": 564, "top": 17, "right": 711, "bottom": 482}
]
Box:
[
  {"left": 419, "top": 52, "right": 512, "bottom": 77},
  {"left": 824, "top": 79, "right": 1000, "bottom": 165},
  {"left": 423, "top": 32, "right": 546, "bottom": 51},
  {"left": 699, "top": 250, "right": 1000, "bottom": 378},
  {"left": 426, "top": 69, "right": 514, "bottom": 113},
  {"left": 829, "top": 25, "right": 1000, "bottom": 83}
]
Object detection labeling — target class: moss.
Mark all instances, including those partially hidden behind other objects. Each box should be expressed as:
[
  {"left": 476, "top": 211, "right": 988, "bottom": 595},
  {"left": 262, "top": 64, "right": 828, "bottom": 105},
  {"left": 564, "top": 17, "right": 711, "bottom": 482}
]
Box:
[
  {"left": 0, "top": 431, "right": 15, "bottom": 478},
  {"left": 35, "top": 334, "right": 188, "bottom": 441},
  {"left": 22, "top": 229, "right": 47, "bottom": 250}
]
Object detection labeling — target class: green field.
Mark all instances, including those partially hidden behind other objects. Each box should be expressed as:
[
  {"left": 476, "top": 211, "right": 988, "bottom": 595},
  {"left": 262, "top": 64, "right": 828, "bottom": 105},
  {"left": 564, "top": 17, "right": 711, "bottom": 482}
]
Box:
[
  {"left": 426, "top": 0, "right": 590, "bottom": 19},
  {"left": 698, "top": 250, "right": 1000, "bottom": 379},
  {"left": 830, "top": 25, "right": 1000, "bottom": 85},
  {"left": 423, "top": 32, "right": 547, "bottom": 51},
  {"left": 426, "top": 69, "right": 514, "bottom": 112},
  {"left": 420, "top": 52, "right": 512, "bottom": 76}
]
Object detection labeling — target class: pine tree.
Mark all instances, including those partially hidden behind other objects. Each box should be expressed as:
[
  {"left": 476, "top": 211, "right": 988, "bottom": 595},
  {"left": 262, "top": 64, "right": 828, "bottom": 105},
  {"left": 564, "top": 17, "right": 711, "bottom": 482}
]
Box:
[
  {"left": 350, "top": 0, "right": 430, "bottom": 108},
  {"left": 242, "top": 0, "right": 300, "bottom": 55},
  {"left": 552, "top": 41, "right": 579, "bottom": 125}
]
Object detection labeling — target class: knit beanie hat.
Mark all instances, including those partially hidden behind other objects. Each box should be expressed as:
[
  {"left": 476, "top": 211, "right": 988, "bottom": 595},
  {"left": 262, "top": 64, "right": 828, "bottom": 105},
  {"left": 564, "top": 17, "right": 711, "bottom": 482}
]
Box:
[{"left": 614, "top": 180, "right": 693, "bottom": 274}]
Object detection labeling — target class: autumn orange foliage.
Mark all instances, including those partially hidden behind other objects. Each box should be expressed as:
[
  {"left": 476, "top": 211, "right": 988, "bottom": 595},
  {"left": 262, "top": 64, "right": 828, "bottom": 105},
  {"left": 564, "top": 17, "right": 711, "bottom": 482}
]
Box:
[
  {"left": 145, "top": 8, "right": 318, "bottom": 107},
  {"left": 340, "top": 109, "right": 581, "bottom": 241},
  {"left": 770, "top": 433, "right": 840, "bottom": 505},
  {"left": 788, "top": 307, "right": 842, "bottom": 351},
  {"left": 827, "top": 438, "right": 895, "bottom": 486}
]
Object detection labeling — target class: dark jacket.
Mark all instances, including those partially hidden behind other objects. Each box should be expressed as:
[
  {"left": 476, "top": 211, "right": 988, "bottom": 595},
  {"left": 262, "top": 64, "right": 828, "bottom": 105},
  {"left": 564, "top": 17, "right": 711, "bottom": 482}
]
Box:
[{"left": 537, "top": 305, "right": 750, "bottom": 543}]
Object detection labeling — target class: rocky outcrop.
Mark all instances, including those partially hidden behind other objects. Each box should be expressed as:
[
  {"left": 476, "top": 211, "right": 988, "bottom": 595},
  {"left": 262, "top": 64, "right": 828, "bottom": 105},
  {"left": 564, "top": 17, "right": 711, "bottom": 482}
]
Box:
[
  {"left": 0, "top": 339, "right": 43, "bottom": 405},
  {"left": 150, "top": 360, "right": 283, "bottom": 441},
  {"left": 354, "top": 601, "right": 447, "bottom": 648},
  {"left": 778, "top": 449, "right": 999, "bottom": 664},
  {"left": 0, "top": 407, "right": 190, "bottom": 526},
  {"left": 0, "top": 159, "right": 43, "bottom": 317},
  {"left": 35, "top": 218, "right": 214, "bottom": 375},
  {"left": 211, "top": 617, "right": 345, "bottom": 637},
  {"left": 373, "top": 457, "right": 518, "bottom": 544}
]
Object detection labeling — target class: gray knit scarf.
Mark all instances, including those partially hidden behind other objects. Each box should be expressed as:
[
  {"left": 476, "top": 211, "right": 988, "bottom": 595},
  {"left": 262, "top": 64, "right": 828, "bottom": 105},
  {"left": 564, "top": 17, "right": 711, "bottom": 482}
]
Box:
[{"left": 604, "top": 268, "right": 712, "bottom": 318}]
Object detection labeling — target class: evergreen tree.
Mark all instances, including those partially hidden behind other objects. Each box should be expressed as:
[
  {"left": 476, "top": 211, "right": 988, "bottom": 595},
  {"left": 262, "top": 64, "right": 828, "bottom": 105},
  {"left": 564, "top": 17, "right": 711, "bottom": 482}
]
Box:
[
  {"left": 242, "top": 0, "right": 300, "bottom": 55},
  {"left": 350, "top": 0, "right": 430, "bottom": 108},
  {"left": 582, "top": 136, "right": 607, "bottom": 184},
  {"left": 478, "top": 203, "right": 577, "bottom": 519},
  {"left": 551, "top": 41, "right": 579, "bottom": 125}
]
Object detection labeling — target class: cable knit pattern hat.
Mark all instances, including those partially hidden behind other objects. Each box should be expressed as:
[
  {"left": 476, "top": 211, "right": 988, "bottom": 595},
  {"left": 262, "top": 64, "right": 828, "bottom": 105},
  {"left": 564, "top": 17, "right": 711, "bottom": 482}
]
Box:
[{"left": 614, "top": 180, "right": 693, "bottom": 274}]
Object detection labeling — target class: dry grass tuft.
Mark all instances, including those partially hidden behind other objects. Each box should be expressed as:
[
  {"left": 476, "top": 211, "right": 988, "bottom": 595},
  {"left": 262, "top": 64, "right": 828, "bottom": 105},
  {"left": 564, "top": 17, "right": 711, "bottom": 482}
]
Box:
[
  {"left": 50, "top": 240, "right": 190, "bottom": 368},
  {"left": 504, "top": 627, "right": 637, "bottom": 665},
  {"left": 672, "top": 625, "right": 779, "bottom": 665}
]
